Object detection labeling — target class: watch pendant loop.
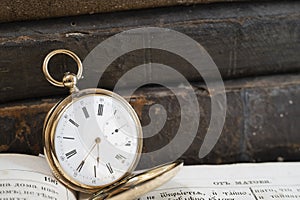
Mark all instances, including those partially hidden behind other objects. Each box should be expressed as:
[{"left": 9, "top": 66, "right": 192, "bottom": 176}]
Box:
[{"left": 42, "top": 49, "right": 83, "bottom": 88}]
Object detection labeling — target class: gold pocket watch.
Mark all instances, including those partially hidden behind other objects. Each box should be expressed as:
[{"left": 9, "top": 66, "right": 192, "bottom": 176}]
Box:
[{"left": 42, "top": 49, "right": 182, "bottom": 199}]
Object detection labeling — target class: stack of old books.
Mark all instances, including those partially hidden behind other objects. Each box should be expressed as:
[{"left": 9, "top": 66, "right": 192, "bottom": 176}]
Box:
[{"left": 0, "top": 1, "right": 299, "bottom": 198}]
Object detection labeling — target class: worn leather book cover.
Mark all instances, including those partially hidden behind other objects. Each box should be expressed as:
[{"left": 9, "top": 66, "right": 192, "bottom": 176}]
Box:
[
  {"left": 1, "top": 74, "right": 300, "bottom": 166},
  {"left": 0, "top": 0, "right": 247, "bottom": 23},
  {"left": 0, "top": 1, "right": 299, "bottom": 103}
]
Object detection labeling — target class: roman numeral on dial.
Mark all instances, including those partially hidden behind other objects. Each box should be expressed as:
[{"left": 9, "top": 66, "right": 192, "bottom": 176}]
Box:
[
  {"left": 69, "top": 119, "right": 79, "bottom": 127},
  {"left": 115, "top": 154, "right": 126, "bottom": 160},
  {"left": 98, "top": 104, "right": 104, "bottom": 116},
  {"left": 125, "top": 141, "right": 131, "bottom": 146},
  {"left": 115, "top": 154, "right": 127, "bottom": 164},
  {"left": 82, "top": 107, "right": 90, "bottom": 118},
  {"left": 106, "top": 163, "right": 113, "bottom": 174},
  {"left": 63, "top": 137, "right": 75, "bottom": 140},
  {"left": 76, "top": 161, "right": 85, "bottom": 172},
  {"left": 65, "top": 149, "right": 77, "bottom": 159}
]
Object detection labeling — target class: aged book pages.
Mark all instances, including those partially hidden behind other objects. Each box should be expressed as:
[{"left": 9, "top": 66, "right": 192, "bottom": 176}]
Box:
[
  {"left": 0, "top": 154, "right": 76, "bottom": 200},
  {"left": 139, "top": 162, "right": 300, "bottom": 200},
  {"left": 1, "top": 154, "right": 300, "bottom": 200}
]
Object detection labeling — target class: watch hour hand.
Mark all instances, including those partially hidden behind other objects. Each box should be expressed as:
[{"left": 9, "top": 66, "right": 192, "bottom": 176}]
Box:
[{"left": 97, "top": 142, "right": 100, "bottom": 167}]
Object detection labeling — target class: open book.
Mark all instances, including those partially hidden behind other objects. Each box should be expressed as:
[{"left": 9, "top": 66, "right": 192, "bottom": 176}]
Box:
[{"left": 1, "top": 154, "right": 300, "bottom": 200}]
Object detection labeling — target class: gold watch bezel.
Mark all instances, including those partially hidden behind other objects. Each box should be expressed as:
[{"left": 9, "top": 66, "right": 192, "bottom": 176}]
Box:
[{"left": 43, "top": 88, "right": 143, "bottom": 193}]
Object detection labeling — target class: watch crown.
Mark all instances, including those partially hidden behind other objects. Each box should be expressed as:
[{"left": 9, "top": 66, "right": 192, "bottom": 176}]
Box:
[{"left": 63, "top": 72, "right": 79, "bottom": 93}]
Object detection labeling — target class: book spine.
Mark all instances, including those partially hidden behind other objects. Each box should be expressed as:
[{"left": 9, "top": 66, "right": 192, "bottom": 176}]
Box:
[
  {"left": 0, "top": 0, "right": 247, "bottom": 23},
  {"left": 0, "top": 1, "right": 299, "bottom": 103},
  {"left": 1, "top": 74, "right": 299, "bottom": 166}
]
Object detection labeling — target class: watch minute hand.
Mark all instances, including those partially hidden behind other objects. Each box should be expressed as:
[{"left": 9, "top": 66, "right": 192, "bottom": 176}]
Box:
[{"left": 77, "top": 137, "right": 101, "bottom": 172}]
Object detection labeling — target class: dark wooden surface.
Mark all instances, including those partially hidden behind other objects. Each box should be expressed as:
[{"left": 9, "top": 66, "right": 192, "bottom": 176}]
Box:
[
  {"left": 0, "top": 1, "right": 299, "bottom": 103},
  {"left": 1, "top": 74, "right": 300, "bottom": 167},
  {"left": 0, "top": 0, "right": 247, "bottom": 23}
]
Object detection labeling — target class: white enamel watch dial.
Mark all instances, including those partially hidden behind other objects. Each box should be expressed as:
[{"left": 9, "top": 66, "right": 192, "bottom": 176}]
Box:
[
  {"left": 54, "top": 93, "right": 140, "bottom": 187},
  {"left": 44, "top": 89, "right": 142, "bottom": 193}
]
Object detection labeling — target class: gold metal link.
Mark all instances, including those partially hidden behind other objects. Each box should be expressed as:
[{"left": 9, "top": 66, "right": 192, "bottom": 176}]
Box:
[{"left": 42, "top": 49, "right": 83, "bottom": 87}]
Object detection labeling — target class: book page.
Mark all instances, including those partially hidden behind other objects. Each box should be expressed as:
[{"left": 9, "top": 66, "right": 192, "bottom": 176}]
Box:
[
  {"left": 139, "top": 162, "right": 300, "bottom": 200},
  {"left": 0, "top": 154, "right": 77, "bottom": 200}
]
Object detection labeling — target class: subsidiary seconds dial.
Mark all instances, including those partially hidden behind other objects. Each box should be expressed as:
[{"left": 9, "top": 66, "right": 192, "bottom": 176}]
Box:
[{"left": 103, "top": 105, "right": 137, "bottom": 149}]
